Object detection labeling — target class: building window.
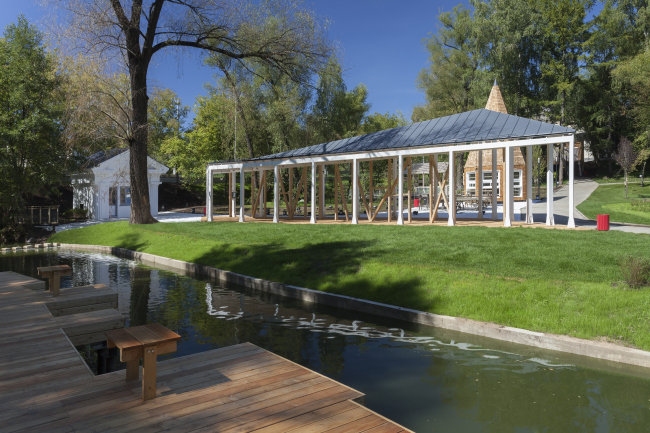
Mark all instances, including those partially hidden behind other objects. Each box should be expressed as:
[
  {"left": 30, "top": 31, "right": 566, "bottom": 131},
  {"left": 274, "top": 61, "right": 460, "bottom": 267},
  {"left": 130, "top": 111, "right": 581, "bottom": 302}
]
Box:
[
  {"left": 465, "top": 172, "right": 476, "bottom": 194},
  {"left": 513, "top": 170, "right": 523, "bottom": 197},
  {"left": 120, "top": 186, "right": 131, "bottom": 206},
  {"left": 480, "top": 171, "right": 500, "bottom": 197}
]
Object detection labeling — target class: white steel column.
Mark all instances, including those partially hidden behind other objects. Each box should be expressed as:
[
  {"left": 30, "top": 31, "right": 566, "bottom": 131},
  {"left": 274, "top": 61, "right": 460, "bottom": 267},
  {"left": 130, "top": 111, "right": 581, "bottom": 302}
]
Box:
[
  {"left": 259, "top": 171, "right": 264, "bottom": 216},
  {"left": 546, "top": 144, "right": 555, "bottom": 225},
  {"left": 509, "top": 147, "right": 515, "bottom": 222},
  {"left": 568, "top": 136, "right": 575, "bottom": 228},
  {"left": 310, "top": 162, "right": 317, "bottom": 224},
  {"left": 206, "top": 168, "right": 213, "bottom": 222},
  {"left": 352, "top": 159, "right": 359, "bottom": 224},
  {"left": 239, "top": 167, "right": 245, "bottom": 222},
  {"left": 433, "top": 155, "right": 438, "bottom": 211},
  {"left": 319, "top": 165, "right": 325, "bottom": 219},
  {"left": 477, "top": 151, "right": 483, "bottom": 219},
  {"left": 491, "top": 148, "right": 498, "bottom": 220},
  {"left": 448, "top": 151, "right": 456, "bottom": 226},
  {"left": 273, "top": 166, "right": 279, "bottom": 223},
  {"left": 230, "top": 172, "right": 236, "bottom": 218},
  {"left": 526, "top": 146, "right": 533, "bottom": 224},
  {"left": 397, "top": 156, "right": 404, "bottom": 226},
  {"left": 504, "top": 147, "right": 512, "bottom": 227}
]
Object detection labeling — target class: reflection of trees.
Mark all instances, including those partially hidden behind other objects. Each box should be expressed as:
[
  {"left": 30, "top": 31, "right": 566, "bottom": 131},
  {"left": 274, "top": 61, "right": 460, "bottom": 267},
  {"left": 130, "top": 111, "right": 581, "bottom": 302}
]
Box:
[
  {"left": 424, "top": 350, "right": 648, "bottom": 432},
  {"left": 129, "top": 266, "right": 150, "bottom": 326}
]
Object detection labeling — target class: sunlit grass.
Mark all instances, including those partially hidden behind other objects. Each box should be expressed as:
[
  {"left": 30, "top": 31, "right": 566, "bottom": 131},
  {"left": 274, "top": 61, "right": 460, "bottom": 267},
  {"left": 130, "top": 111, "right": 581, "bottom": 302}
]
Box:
[
  {"left": 578, "top": 183, "right": 650, "bottom": 225},
  {"left": 51, "top": 221, "right": 650, "bottom": 350}
]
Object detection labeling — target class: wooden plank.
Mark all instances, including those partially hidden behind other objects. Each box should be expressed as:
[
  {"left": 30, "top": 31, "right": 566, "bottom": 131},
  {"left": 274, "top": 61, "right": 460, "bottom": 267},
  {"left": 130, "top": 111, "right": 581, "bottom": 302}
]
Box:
[
  {"left": 320, "top": 415, "right": 386, "bottom": 433},
  {"left": 387, "top": 158, "right": 392, "bottom": 223}
]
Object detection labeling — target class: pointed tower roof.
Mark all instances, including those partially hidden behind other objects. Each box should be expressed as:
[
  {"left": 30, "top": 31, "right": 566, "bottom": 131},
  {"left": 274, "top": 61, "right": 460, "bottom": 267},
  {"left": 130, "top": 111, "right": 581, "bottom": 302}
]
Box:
[{"left": 485, "top": 80, "right": 508, "bottom": 114}]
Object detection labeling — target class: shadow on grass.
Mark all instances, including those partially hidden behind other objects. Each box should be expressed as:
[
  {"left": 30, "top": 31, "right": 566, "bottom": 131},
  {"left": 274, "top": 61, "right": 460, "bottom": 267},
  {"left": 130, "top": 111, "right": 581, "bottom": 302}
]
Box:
[{"left": 191, "top": 239, "right": 435, "bottom": 313}]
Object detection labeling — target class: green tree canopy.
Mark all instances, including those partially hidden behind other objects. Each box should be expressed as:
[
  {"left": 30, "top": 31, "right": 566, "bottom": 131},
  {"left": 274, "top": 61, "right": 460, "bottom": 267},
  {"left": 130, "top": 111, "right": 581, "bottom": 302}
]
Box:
[{"left": 0, "top": 16, "right": 66, "bottom": 238}]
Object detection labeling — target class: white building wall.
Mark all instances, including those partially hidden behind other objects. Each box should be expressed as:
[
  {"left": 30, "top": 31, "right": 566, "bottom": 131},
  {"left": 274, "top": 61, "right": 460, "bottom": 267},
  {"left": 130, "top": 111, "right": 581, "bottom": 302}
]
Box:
[{"left": 72, "top": 150, "right": 168, "bottom": 221}]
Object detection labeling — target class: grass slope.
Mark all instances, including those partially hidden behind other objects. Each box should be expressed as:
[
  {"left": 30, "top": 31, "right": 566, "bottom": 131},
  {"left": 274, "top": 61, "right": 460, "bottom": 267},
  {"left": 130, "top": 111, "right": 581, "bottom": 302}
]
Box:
[
  {"left": 578, "top": 183, "right": 650, "bottom": 225},
  {"left": 52, "top": 222, "right": 650, "bottom": 350}
]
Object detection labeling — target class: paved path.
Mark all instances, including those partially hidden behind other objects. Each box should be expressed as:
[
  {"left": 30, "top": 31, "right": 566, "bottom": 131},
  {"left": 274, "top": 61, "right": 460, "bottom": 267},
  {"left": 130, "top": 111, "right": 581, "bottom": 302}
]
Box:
[
  {"left": 530, "top": 179, "right": 650, "bottom": 234},
  {"left": 55, "top": 211, "right": 202, "bottom": 232}
]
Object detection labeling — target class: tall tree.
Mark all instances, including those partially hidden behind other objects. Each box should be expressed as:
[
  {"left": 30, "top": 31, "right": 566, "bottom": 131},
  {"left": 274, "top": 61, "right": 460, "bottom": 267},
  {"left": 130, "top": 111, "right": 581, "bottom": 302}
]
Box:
[
  {"left": 538, "top": 0, "right": 591, "bottom": 183},
  {"left": 311, "top": 57, "right": 370, "bottom": 142},
  {"left": 413, "top": 4, "right": 489, "bottom": 122},
  {"left": 0, "top": 17, "right": 66, "bottom": 240},
  {"left": 51, "top": 0, "right": 331, "bottom": 223}
]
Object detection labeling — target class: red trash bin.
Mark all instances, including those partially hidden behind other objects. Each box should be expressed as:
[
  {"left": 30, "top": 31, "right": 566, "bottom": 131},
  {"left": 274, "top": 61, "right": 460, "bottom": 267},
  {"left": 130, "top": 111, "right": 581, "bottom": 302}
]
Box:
[
  {"left": 414, "top": 198, "right": 420, "bottom": 208},
  {"left": 597, "top": 214, "right": 609, "bottom": 231}
]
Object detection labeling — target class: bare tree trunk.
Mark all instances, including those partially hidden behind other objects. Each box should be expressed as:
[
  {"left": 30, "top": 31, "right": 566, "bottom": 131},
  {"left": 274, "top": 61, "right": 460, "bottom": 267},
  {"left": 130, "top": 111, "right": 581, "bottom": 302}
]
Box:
[
  {"left": 625, "top": 170, "right": 629, "bottom": 199},
  {"left": 129, "top": 62, "right": 157, "bottom": 224}
]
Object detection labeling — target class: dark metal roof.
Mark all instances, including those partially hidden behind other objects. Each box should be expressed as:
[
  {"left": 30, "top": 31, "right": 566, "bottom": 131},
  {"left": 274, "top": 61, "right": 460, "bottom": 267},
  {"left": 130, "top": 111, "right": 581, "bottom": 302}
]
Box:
[
  {"left": 82, "top": 148, "right": 128, "bottom": 168},
  {"left": 247, "top": 109, "right": 574, "bottom": 163}
]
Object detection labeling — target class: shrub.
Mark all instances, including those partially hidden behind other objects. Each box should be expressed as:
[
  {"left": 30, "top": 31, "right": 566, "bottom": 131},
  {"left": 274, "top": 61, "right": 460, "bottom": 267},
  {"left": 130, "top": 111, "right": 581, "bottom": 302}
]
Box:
[{"left": 620, "top": 256, "right": 650, "bottom": 289}]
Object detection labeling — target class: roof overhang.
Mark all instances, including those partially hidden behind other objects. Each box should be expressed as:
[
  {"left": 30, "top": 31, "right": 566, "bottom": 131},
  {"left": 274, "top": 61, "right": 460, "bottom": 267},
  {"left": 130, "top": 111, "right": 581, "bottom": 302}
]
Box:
[{"left": 207, "top": 134, "right": 574, "bottom": 174}]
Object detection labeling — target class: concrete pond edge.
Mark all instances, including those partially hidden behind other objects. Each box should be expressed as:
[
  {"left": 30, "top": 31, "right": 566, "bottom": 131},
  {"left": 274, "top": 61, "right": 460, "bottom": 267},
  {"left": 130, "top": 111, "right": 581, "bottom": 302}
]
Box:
[{"left": 59, "top": 243, "right": 650, "bottom": 369}]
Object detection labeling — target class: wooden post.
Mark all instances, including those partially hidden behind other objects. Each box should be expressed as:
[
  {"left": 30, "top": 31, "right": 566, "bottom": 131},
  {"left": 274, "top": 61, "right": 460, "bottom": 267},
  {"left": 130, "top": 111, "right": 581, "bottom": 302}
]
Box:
[
  {"left": 142, "top": 346, "right": 157, "bottom": 401},
  {"left": 126, "top": 360, "right": 139, "bottom": 382},
  {"left": 407, "top": 157, "right": 412, "bottom": 223},
  {"left": 504, "top": 146, "right": 512, "bottom": 227},
  {"left": 51, "top": 271, "right": 61, "bottom": 297},
  {"left": 311, "top": 162, "right": 317, "bottom": 224},
  {"left": 526, "top": 145, "right": 533, "bottom": 224}
]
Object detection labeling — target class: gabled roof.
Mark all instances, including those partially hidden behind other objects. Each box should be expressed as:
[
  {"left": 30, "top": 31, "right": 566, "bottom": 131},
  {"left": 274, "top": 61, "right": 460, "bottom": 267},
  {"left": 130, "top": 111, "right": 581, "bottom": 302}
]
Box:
[
  {"left": 82, "top": 148, "right": 129, "bottom": 169},
  {"left": 248, "top": 109, "right": 574, "bottom": 163},
  {"left": 82, "top": 148, "right": 168, "bottom": 172}
]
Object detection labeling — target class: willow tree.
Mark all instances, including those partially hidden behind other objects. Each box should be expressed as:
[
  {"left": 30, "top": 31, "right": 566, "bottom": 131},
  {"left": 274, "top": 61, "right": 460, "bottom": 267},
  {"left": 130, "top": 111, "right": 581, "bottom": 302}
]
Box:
[{"left": 50, "top": 0, "right": 331, "bottom": 223}]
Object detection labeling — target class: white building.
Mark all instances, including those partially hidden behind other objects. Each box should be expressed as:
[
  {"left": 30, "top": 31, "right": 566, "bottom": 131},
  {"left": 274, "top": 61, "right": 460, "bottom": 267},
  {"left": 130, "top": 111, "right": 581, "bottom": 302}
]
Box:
[{"left": 71, "top": 148, "right": 168, "bottom": 220}]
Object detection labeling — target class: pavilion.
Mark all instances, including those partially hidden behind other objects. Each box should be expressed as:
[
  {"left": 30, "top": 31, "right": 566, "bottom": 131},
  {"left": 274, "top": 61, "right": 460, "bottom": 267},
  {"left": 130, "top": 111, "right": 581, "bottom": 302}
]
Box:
[{"left": 205, "top": 103, "right": 576, "bottom": 228}]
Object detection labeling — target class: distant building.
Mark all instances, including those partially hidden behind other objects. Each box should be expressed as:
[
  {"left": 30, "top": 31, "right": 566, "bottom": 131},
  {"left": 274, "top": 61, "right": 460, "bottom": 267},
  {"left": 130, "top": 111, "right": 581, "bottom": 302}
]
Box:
[
  {"left": 71, "top": 148, "right": 168, "bottom": 220},
  {"left": 463, "top": 81, "right": 527, "bottom": 201}
]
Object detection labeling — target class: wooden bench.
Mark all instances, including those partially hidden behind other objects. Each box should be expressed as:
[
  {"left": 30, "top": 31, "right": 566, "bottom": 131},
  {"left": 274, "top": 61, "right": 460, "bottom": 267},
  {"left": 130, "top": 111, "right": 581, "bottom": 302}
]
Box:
[
  {"left": 37, "top": 265, "right": 73, "bottom": 296},
  {"left": 105, "top": 323, "right": 181, "bottom": 401}
]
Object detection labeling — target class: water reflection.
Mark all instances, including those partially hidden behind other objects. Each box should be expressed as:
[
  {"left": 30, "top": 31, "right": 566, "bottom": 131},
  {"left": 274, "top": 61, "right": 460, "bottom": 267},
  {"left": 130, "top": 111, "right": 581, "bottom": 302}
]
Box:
[{"left": 1, "top": 249, "right": 649, "bottom": 432}]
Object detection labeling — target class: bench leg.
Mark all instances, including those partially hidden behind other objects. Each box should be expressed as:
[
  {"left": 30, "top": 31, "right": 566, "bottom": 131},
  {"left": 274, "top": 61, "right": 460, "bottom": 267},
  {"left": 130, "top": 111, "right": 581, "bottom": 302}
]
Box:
[
  {"left": 125, "top": 359, "right": 139, "bottom": 382},
  {"left": 142, "top": 347, "right": 157, "bottom": 401},
  {"left": 51, "top": 272, "right": 61, "bottom": 297}
]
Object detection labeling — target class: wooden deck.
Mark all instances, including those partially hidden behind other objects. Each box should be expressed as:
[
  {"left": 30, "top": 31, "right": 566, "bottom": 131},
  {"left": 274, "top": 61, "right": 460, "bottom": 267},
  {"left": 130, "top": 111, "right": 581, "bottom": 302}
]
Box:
[
  {"left": 201, "top": 214, "right": 588, "bottom": 230},
  {"left": 0, "top": 271, "right": 412, "bottom": 433}
]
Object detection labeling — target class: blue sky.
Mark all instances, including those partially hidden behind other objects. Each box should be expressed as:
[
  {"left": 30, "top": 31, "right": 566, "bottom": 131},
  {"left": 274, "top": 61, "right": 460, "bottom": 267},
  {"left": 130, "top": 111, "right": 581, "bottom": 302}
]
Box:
[{"left": 1, "top": 0, "right": 466, "bottom": 122}]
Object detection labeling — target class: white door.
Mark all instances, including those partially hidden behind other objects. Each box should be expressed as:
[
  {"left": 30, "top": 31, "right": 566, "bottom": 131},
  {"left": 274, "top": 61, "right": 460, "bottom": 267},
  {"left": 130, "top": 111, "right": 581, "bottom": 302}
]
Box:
[{"left": 109, "top": 187, "right": 117, "bottom": 218}]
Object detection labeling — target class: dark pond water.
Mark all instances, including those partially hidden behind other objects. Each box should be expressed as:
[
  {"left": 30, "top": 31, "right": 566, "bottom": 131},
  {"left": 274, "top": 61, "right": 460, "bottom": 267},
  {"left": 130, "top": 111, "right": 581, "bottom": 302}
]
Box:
[{"left": 2, "top": 249, "right": 650, "bottom": 432}]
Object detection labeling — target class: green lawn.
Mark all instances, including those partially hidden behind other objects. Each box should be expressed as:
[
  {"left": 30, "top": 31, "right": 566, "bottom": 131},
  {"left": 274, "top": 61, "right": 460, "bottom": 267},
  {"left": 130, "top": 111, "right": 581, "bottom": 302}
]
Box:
[
  {"left": 577, "top": 183, "right": 650, "bottom": 225},
  {"left": 51, "top": 222, "right": 650, "bottom": 350}
]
